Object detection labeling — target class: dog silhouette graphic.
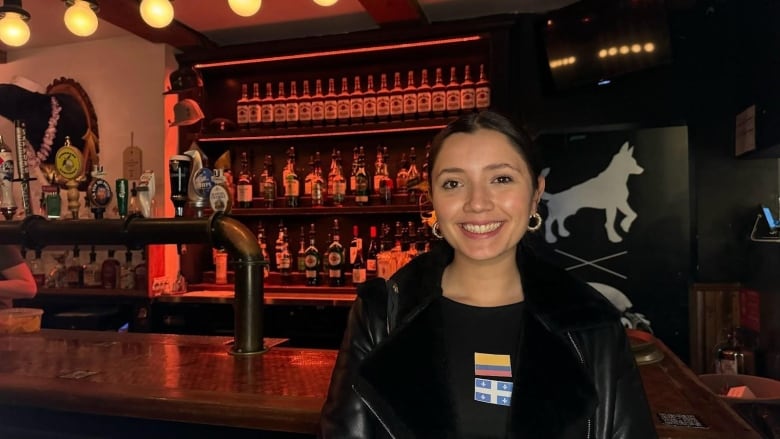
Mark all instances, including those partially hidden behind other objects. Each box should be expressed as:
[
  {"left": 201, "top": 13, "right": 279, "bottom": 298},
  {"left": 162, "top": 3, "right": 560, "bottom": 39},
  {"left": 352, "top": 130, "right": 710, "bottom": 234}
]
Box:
[{"left": 542, "top": 141, "right": 643, "bottom": 243}]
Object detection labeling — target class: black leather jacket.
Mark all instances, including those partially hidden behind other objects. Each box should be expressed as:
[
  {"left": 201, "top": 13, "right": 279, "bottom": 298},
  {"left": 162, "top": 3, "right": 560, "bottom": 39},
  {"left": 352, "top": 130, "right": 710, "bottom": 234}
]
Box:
[{"left": 319, "top": 242, "right": 658, "bottom": 439}]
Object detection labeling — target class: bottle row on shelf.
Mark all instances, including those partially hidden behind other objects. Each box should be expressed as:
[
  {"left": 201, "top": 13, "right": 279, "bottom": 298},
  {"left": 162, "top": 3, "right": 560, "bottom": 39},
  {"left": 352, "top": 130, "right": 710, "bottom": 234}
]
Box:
[
  {"left": 234, "top": 64, "right": 491, "bottom": 130},
  {"left": 210, "top": 219, "right": 435, "bottom": 287},
  {"left": 226, "top": 143, "right": 429, "bottom": 210}
]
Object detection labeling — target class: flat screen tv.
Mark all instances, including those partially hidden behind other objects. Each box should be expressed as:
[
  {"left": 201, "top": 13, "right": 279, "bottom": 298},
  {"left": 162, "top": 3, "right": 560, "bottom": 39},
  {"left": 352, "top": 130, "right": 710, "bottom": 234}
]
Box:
[{"left": 542, "top": 0, "right": 673, "bottom": 91}]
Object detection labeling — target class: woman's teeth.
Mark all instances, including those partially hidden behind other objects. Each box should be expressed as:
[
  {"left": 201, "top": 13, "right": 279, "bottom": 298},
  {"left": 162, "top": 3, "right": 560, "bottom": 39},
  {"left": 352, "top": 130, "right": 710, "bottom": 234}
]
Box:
[{"left": 461, "top": 222, "right": 501, "bottom": 234}]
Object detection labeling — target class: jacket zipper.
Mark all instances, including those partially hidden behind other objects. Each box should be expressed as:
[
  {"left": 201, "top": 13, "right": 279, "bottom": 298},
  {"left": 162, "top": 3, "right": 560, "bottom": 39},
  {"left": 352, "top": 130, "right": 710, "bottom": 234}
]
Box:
[{"left": 567, "top": 332, "right": 592, "bottom": 439}]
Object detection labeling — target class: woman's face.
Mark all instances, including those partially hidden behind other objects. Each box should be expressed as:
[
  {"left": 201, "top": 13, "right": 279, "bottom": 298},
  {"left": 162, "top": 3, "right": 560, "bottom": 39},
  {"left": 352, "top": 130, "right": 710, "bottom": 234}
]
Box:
[{"left": 431, "top": 128, "right": 544, "bottom": 264}]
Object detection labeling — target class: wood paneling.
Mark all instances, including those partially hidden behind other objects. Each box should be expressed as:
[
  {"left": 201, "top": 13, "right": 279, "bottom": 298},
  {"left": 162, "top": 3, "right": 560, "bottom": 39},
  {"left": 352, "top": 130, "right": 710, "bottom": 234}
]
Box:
[{"left": 689, "top": 283, "right": 741, "bottom": 374}]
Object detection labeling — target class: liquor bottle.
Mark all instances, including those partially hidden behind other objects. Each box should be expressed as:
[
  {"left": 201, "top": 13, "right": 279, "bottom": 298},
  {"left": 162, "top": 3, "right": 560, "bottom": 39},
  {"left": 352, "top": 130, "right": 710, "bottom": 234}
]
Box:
[
  {"left": 446, "top": 66, "right": 461, "bottom": 116},
  {"left": 311, "top": 79, "right": 325, "bottom": 126},
  {"left": 326, "top": 148, "right": 337, "bottom": 204},
  {"left": 460, "top": 65, "right": 476, "bottom": 113},
  {"left": 431, "top": 67, "right": 447, "bottom": 117},
  {"left": 375, "top": 147, "right": 393, "bottom": 204},
  {"left": 134, "top": 249, "right": 148, "bottom": 291},
  {"left": 66, "top": 247, "right": 84, "bottom": 288},
  {"left": 350, "top": 76, "right": 364, "bottom": 124},
  {"left": 128, "top": 182, "right": 142, "bottom": 216},
  {"left": 283, "top": 147, "right": 300, "bottom": 207},
  {"left": 304, "top": 155, "right": 315, "bottom": 198},
  {"left": 236, "top": 151, "right": 253, "bottom": 208},
  {"left": 475, "top": 63, "right": 491, "bottom": 110},
  {"left": 352, "top": 240, "right": 366, "bottom": 285},
  {"left": 312, "top": 152, "right": 325, "bottom": 207},
  {"left": 395, "top": 153, "right": 409, "bottom": 196},
  {"left": 256, "top": 223, "right": 270, "bottom": 278},
  {"left": 355, "top": 147, "right": 369, "bottom": 206},
  {"left": 280, "top": 232, "right": 292, "bottom": 285},
  {"left": 350, "top": 146, "right": 359, "bottom": 195},
  {"left": 304, "top": 223, "right": 321, "bottom": 286},
  {"left": 376, "top": 73, "right": 391, "bottom": 122},
  {"left": 101, "top": 249, "right": 121, "bottom": 289},
  {"left": 373, "top": 147, "right": 385, "bottom": 196},
  {"left": 209, "top": 169, "right": 233, "bottom": 214},
  {"left": 363, "top": 75, "right": 377, "bottom": 123},
  {"left": 324, "top": 78, "right": 338, "bottom": 126},
  {"left": 273, "top": 81, "right": 287, "bottom": 128},
  {"left": 262, "top": 154, "right": 276, "bottom": 208},
  {"left": 406, "top": 147, "right": 421, "bottom": 204},
  {"left": 236, "top": 83, "right": 250, "bottom": 129},
  {"left": 403, "top": 70, "right": 418, "bottom": 120},
  {"left": 327, "top": 219, "right": 345, "bottom": 286},
  {"left": 349, "top": 225, "right": 362, "bottom": 267},
  {"left": 299, "top": 80, "right": 312, "bottom": 126},
  {"left": 417, "top": 69, "right": 432, "bottom": 118},
  {"left": 332, "top": 150, "right": 347, "bottom": 207},
  {"left": 330, "top": 77, "right": 347, "bottom": 125},
  {"left": 82, "top": 247, "right": 102, "bottom": 287},
  {"left": 286, "top": 80, "right": 300, "bottom": 127},
  {"left": 297, "top": 226, "right": 307, "bottom": 273},
  {"left": 249, "top": 82, "right": 262, "bottom": 128},
  {"left": 120, "top": 251, "right": 136, "bottom": 290},
  {"left": 30, "top": 250, "right": 46, "bottom": 288},
  {"left": 366, "top": 226, "right": 379, "bottom": 278},
  {"left": 261, "top": 82, "right": 275, "bottom": 127},
  {"left": 421, "top": 141, "right": 431, "bottom": 184},
  {"left": 274, "top": 222, "right": 286, "bottom": 273},
  {"left": 389, "top": 72, "right": 404, "bottom": 121}
]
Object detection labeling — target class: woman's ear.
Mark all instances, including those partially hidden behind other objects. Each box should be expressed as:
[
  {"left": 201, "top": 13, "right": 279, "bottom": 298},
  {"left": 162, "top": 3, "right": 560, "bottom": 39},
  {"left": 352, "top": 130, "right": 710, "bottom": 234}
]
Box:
[{"left": 534, "top": 175, "right": 546, "bottom": 205}]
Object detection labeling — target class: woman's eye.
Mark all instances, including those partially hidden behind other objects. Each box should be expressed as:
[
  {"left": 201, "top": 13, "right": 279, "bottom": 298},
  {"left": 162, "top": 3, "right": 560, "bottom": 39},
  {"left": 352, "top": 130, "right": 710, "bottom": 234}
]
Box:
[
  {"left": 441, "top": 180, "right": 460, "bottom": 190},
  {"left": 494, "top": 176, "right": 513, "bottom": 184}
]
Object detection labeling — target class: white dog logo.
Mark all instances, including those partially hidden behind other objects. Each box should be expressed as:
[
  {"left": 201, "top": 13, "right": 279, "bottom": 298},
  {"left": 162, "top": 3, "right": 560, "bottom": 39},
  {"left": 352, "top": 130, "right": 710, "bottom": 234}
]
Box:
[{"left": 542, "top": 142, "right": 643, "bottom": 243}]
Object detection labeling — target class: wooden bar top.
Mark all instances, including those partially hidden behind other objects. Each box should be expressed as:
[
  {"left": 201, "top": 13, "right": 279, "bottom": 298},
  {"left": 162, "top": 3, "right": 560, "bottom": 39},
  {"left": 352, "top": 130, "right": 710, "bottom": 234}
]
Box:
[
  {"left": 0, "top": 328, "right": 762, "bottom": 437},
  {"left": 0, "top": 329, "right": 335, "bottom": 434}
]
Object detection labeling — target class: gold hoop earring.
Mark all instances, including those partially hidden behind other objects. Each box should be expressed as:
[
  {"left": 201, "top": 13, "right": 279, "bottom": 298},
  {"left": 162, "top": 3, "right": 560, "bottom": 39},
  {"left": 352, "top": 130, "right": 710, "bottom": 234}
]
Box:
[
  {"left": 432, "top": 221, "right": 443, "bottom": 239},
  {"left": 528, "top": 212, "right": 543, "bottom": 232}
]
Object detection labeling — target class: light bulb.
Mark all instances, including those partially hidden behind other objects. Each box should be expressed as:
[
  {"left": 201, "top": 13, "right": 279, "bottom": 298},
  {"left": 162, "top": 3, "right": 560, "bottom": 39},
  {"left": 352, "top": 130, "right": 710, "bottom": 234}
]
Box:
[
  {"left": 0, "top": 12, "right": 30, "bottom": 47},
  {"left": 313, "top": 0, "right": 338, "bottom": 6},
  {"left": 64, "top": 0, "right": 98, "bottom": 37},
  {"left": 140, "top": 0, "right": 174, "bottom": 29},
  {"left": 228, "top": 0, "right": 261, "bottom": 17}
]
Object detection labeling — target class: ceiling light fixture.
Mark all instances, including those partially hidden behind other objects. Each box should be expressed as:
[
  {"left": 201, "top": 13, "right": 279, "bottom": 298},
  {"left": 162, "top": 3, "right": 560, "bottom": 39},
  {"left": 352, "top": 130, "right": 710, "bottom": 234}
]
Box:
[
  {"left": 64, "top": 0, "right": 99, "bottom": 37},
  {"left": 0, "top": 0, "right": 31, "bottom": 47},
  {"left": 228, "top": 0, "right": 261, "bottom": 17},
  {"left": 312, "top": 0, "right": 338, "bottom": 6},
  {"left": 140, "top": 0, "right": 174, "bottom": 29}
]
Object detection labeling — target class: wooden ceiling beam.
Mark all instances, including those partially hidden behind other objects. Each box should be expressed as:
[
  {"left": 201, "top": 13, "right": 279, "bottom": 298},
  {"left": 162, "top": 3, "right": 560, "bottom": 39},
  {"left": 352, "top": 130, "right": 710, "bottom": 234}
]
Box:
[
  {"left": 96, "top": 0, "right": 217, "bottom": 50},
  {"left": 357, "top": 0, "right": 428, "bottom": 27}
]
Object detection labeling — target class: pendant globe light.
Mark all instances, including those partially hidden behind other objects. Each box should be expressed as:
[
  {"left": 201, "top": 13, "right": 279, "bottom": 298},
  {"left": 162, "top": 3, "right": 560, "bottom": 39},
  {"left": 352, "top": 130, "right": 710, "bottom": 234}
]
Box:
[
  {"left": 140, "top": 0, "right": 174, "bottom": 29},
  {"left": 312, "top": 0, "right": 338, "bottom": 6},
  {"left": 0, "top": 0, "right": 31, "bottom": 47},
  {"left": 228, "top": 0, "right": 261, "bottom": 17},
  {"left": 64, "top": 0, "right": 99, "bottom": 37}
]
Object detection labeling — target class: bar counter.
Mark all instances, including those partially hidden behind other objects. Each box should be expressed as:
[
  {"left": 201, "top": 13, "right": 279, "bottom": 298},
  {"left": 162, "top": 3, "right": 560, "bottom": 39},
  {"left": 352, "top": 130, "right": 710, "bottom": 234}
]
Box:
[{"left": 0, "top": 328, "right": 762, "bottom": 438}]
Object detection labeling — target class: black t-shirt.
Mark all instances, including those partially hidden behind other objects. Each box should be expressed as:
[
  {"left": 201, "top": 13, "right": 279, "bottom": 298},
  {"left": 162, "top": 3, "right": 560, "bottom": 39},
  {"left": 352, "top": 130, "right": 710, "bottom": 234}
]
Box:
[{"left": 440, "top": 296, "right": 525, "bottom": 438}]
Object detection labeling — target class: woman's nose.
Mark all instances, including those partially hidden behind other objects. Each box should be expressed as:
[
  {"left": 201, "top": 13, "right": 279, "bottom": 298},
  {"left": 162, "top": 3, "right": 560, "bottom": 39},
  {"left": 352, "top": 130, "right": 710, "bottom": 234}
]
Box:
[{"left": 464, "top": 184, "right": 492, "bottom": 212}]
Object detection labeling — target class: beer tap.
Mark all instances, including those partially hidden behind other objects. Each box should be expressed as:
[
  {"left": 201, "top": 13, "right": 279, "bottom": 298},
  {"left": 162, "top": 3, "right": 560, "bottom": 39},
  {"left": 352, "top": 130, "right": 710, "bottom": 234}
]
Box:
[
  {"left": 0, "top": 135, "right": 17, "bottom": 220},
  {"left": 13, "top": 121, "right": 36, "bottom": 217}
]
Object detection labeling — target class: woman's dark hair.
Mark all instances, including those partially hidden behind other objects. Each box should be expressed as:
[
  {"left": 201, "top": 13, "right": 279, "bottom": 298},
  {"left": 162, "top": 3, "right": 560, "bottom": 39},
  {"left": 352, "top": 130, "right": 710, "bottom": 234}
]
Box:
[{"left": 427, "top": 110, "right": 542, "bottom": 190}]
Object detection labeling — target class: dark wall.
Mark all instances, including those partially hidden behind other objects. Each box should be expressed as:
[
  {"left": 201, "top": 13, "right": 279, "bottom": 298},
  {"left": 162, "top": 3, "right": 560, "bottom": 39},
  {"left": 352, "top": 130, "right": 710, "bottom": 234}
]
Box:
[{"left": 505, "top": 1, "right": 780, "bottom": 361}]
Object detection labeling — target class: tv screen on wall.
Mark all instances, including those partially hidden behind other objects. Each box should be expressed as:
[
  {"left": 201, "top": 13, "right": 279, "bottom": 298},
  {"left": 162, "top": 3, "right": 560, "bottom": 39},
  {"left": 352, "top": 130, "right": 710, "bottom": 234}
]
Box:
[{"left": 542, "top": 0, "right": 673, "bottom": 91}]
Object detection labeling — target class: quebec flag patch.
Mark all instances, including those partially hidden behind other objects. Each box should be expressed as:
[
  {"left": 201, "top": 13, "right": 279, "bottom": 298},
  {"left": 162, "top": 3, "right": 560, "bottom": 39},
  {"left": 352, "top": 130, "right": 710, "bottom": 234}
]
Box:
[{"left": 474, "top": 378, "right": 513, "bottom": 406}]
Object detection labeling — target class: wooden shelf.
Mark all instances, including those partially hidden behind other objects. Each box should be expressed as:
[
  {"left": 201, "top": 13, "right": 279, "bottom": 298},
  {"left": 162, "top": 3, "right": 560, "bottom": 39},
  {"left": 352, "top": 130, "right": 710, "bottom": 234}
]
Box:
[
  {"left": 225, "top": 202, "right": 421, "bottom": 217},
  {"left": 197, "top": 118, "right": 450, "bottom": 142}
]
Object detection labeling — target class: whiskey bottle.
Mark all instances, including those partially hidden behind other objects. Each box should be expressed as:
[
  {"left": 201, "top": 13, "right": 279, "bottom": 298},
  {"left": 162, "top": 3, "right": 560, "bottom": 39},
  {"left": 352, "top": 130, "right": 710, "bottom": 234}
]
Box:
[
  {"left": 286, "top": 80, "right": 300, "bottom": 127},
  {"left": 298, "top": 80, "right": 312, "bottom": 126},
  {"left": 337, "top": 77, "right": 351, "bottom": 125},
  {"left": 120, "top": 251, "right": 136, "bottom": 290},
  {"left": 311, "top": 79, "right": 325, "bottom": 126},
  {"left": 236, "top": 83, "right": 250, "bottom": 129},
  {"left": 445, "top": 66, "right": 461, "bottom": 116},
  {"left": 65, "top": 247, "right": 84, "bottom": 288},
  {"left": 475, "top": 63, "right": 491, "bottom": 110},
  {"left": 395, "top": 152, "right": 409, "bottom": 196},
  {"left": 304, "top": 155, "right": 315, "bottom": 198},
  {"left": 406, "top": 147, "right": 421, "bottom": 204},
  {"left": 421, "top": 141, "right": 431, "bottom": 183},
  {"left": 389, "top": 72, "right": 404, "bottom": 121},
  {"left": 349, "top": 225, "right": 363, "bottom": 267},
  {"left": 312, "top": 152, "right": 326, "bottom": 207},
  {"left": 355, "top": 151, "right": 369, "bottom": 206},
  {"left": 460, "top": 65, "right": 476, "bottom": 113},
  {"left": 327, "top": 148, "right": 337, "bottom": 204},
  {"left": 366, "top": 226, "right": 379, "bottom": 278},
  {"left": 274, "top": 222, "right": 286, "bottom": 273},
  {"left": 297, "top": 226, "right": 307, "bottom": 273},
  {"left": 82, "top": 247, "right": 102, "bottom": 288},
  {"left": 101, "top": 249, "right": 121, "bottom": 289},
  {"left": 249, "top": 82, "right": 262, "bottom": 128},
  {"left": 403, "top": 70, "right": 418, "bottom": 120},
  {"left": 262, "top": 154, "right": 276, "bottom": 208},
  {"left": 373, "top": 147, "right": 385, "bottom": 196},
  {"left": 280, "top": 232, "right": 292, "bottom": 285},
  {"left": 273, "top": 81, "right": 287, "bottom": 128},
  {"left": 431, "top": 67, "right": 447, "bottom": 117},
  {"left": 304, "top": 223, "right": 321, "bottom": 286},
  {"left": 236, "top": 151, "right": 254, "bottom": 208},
  {"left": 350, "top": 146, "right": 359, "bottom": 195},
  {"left": 417, "top": 69, "right": 432, "bottom": 118},
  {"left": 256, "top": 223, "right": 270, "bottom": 278},
  {"left": 350, "top": 76, "right": 364, "bottom": 124},
  {"left": 363, "top": 75, "right": 377, "bottom": 123},
  {"left": 352, "top": 238, "right": 367, "bottom": 285},
  {"left": 327, "top": 219, "right": 345, "bottom": 286},
  {"left": 376, "top": 73, "right": 391, "bottom": 122},
  {"left": 261, "top": 82, "right": 275, "bottom": 128},
  {"left": 332, "top": 150, "right": 347, "bottom": 207},
  {"left": 324, "top": 78, "right": 338, "bottom": 126},
  {"left": 283, "top": 147, "right": 300, "bottom": 207}
]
